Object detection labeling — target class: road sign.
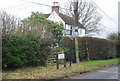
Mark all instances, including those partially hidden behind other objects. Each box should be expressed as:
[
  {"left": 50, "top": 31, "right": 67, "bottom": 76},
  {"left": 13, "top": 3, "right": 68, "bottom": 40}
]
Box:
[
  {"left": 72, "top": 26, "right": 79, "bottom": 30},
  {"left": 62, "top": 29, "right": 70, "bottom": 35},
  {"left": 72, "top": 31, "right": 79, "bottom": 37}
]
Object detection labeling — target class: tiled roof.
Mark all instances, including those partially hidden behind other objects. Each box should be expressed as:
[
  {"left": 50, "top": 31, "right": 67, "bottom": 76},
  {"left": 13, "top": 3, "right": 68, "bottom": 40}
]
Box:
[
  {"left": 43, "top": 14, "right": 51, "bottom": 18},
  {"left": 43, "top": 13, "right": 85, "bottom": 29}
]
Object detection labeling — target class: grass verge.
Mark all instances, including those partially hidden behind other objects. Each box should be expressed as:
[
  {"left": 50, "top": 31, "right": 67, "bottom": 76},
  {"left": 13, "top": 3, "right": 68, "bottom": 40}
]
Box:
[{"left": 2, "top": 58, "right": 120, "bottom": 79}]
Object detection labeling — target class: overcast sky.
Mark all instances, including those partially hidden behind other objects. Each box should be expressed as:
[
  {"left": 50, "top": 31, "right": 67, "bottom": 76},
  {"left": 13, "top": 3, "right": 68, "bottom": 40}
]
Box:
[{"left": 0, "top": 0, "right": 119, "bottom": 38}]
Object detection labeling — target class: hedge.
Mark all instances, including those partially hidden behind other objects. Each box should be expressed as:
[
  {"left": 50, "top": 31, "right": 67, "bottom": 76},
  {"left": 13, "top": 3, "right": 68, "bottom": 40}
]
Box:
[
  {"left": 2, "top": 34, "right": 51, "bottom": 69},
  {"left": 78, "top": 37, "right": 116, "bottom": 60},
  {"left": 60, "top": 37, "right": 117, "bottom": 62},
  {"left": 116, "top": 41, "right": 120, "bottom": 58},
  {"left": 2, "top": 35, "right": 117, "bottom": 69}
]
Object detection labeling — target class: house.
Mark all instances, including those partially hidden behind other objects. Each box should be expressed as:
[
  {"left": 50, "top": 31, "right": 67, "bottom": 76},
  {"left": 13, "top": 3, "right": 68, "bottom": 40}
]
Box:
[{"left": 43, "top": 2, "right": 85, "bottom": 37}]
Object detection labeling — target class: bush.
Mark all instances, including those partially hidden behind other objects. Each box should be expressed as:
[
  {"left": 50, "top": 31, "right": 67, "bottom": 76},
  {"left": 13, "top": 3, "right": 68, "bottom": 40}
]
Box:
[
  {"left": 2, "top": 34, "right": 51, "bottom": 69},
  {"left": 60, "top": 37, "right": 76, "bottom": 62},
  {"left": 60, "top": 37, "right": 117, "bottom": 62}
]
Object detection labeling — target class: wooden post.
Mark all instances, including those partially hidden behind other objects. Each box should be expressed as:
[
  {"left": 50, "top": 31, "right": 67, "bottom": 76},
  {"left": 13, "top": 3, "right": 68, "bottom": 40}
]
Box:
[
  {"left": 62, "top": 50, "right": 66, "bottom": 68},
  {"left": 86, "top": 36, "right": 89, "bottom": 61},
  {"left": 75, "top": 37, "right": 79, "bottom": 63},
  {"left": 56, "top": 54, "right": 59, "bottom": 69},
  {"left": 70, "top": 39, "right": 72, "bottom": 67},
  {"left": 74, "top": 0, "right": 79, "bottom": 63},
  {"left": 70, "top": 59, "right": 72, "bottom": 67},
  {"left": 64, "top": 57, "right": 66, "bottom": 68}
]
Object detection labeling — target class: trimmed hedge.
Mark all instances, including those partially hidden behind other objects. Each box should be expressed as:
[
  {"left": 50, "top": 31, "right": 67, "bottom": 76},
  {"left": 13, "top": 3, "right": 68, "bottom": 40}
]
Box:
[
  {"left": 60, "top": 37, "right": 117, "bottom": 62},
  {"left": 78, "top": 37, "right": 116, "bottom": 60},
  {"left": 2, "top": 35, "right": 117, "bottom": 69},
  {"left": 116, "top": 41, "right": 120, "bottom": 58},
  {"left": 2, "top": 34, "right": 51, "bottom": 69}
]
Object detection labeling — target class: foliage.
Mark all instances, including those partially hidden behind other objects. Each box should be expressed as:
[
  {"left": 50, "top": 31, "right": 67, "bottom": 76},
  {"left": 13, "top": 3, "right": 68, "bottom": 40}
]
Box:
[
  {"left": 107, "top": 32, "right": 120, "bottom": 58},
  {"left": 18, "top": 12, "right": 63, "bottom": 47},
  {"left": 2, "top": 11, "right": 64, "bottom": 69},
  {"left": 107, "top": 32, "right": 120, "bottom": 40},
  {"left": 2, "top": 34, "right": 51, "bottom": 69},
  {"left": 60, "top": 37, "right": 117, "bottom": 62},
  {"left": 116, "top": 41, "right": 120, "bottom": 58},
  {"left": 78, "top": 37, "right": 116, "bottom": 60},
  {"left": 51, "top": 47, "right": 63, "bottom": 54},
  {"left": 60, "top": 37, "right": 75, "bottom": 62},
  {"left": 49, "top": 21, "right": 63, "bottom": 46},
  {"left": 28, "top": 12, "right": 48, "bottom": 23}
]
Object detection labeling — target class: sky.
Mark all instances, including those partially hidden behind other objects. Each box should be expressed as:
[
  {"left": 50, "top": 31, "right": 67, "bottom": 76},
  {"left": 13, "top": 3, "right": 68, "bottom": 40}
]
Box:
[{"left": 0, "top": 0, "right": 119, "bottom": 38}]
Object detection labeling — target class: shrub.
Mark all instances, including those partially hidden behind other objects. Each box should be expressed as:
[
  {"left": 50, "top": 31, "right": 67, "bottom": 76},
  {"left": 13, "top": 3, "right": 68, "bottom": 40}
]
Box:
[
  {"left": 2, "top": 34, "right": 51, "bottom": 69},
  {"left": 60, "top": 37, "right": 76, "bottom": 62}
]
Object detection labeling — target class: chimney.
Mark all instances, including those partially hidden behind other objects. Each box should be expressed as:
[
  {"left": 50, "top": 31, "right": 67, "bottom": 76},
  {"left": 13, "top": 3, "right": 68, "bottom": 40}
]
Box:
[{"left": 52, "top": 2, "right": 59, "bottom": 13}]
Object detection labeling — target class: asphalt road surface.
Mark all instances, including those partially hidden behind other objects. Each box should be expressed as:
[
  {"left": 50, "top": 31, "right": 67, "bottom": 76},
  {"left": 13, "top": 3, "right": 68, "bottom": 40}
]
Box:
[{"left": 71, "top": 65, "right": 119, "bottom": 79}]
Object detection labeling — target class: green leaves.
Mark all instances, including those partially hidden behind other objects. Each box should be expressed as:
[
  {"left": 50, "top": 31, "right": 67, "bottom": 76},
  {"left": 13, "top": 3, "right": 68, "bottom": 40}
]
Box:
[
  {"left": 28, "top": 12, "right": 47, "bottom": 23},
  {"left": 107, "top": 32, "right": 119, "bottom": 40},
  {"left": 60, "top": 37, "right": 116, "bottom": 62},
  {"left": 2, "top": 34, "right": 51, "bottom": 69},
  {"left": 22, "top": 12, "right": 63, "bottom": 46}
]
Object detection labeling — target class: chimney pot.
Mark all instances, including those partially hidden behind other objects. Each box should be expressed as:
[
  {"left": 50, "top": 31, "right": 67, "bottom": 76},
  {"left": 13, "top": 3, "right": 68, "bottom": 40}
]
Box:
[{"left": 52, "top": 2, "right": 59, "bottom": 13}]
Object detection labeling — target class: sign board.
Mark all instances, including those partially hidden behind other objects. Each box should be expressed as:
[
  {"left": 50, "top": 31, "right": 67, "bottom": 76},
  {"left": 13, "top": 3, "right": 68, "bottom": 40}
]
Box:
[
  {"left": 72, "top": 31, "right": 79, "bottom": 37},
  {"left": 56, "top": 53, "right": 66, "bottom": 69},
  {"left": 72, "top": 26, "right": 79, "bottom": 30},
  {"left": 58, "top": 54, "right": 65, "bottom": 59},
  {"left": 62, "top": 30, "right": 70, "bottom": 35}
]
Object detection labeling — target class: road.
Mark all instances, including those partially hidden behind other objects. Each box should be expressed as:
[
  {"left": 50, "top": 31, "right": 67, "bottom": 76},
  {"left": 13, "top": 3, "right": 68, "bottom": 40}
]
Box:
[{"left": 71, "top": 65, "right": 119, "bottom": 79}]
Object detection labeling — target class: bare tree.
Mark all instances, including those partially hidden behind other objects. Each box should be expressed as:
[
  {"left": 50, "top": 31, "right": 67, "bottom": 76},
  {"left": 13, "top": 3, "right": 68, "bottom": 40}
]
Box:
[
  {"left": 62, "top": 0, "right": 102, "bottom": 35},
  {"left": 0, "top": 11, "right": 18, "bottom": 34},
  {"left": 18, "top": 19, "right": 42, "bottom": 34},
  {"left": 17, "top": 18, "right": 53, "bottom": 39}
]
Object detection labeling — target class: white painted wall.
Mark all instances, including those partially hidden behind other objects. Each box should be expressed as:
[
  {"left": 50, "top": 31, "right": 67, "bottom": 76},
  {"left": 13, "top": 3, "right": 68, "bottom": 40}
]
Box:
[
  {"left": 47, "top": 11, "right": 67, "bottom": 36},
  {"left": 65, "top": 24, "right": 71, "bottom": 30},
  {"left": 47, "top": 11, "right": 65, "bottom": 26},
  {"left": 78, "top": 28, "right": 85, "bottom": 37},
  {"left": 47, "top": 11, "right": 85, "bottom": 37}
]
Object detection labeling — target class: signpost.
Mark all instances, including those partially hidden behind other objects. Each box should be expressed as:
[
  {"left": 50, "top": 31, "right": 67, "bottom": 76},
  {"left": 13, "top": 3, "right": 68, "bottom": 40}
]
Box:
[
  {"left": 62, "top": 29, "right": 71, "bottom": 36},
  {"left": 72, "top": 26, "right": 79, "bottom": 63},
  {"left": 56, "top": 53, "right": 66, "bottom": 69},
  {"left": 72, "top": 31, "right": 79, "bottom": 37}
]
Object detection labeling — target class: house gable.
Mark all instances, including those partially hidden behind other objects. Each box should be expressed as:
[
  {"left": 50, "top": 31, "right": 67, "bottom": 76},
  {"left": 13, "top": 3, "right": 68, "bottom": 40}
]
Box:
[
  {"left": 43, "top": 2, "right": 85, "bottom": 37},
  {"left": 46, "top": 11, "right": 85, "bottom": 37},
  {"left": 47, "top": 11, "right": 65, "bottom": 25}
]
